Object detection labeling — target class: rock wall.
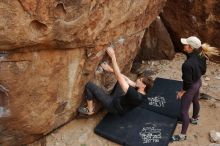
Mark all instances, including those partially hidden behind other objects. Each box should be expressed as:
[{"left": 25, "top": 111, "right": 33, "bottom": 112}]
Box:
[
  {"left": 161, "top": 0, "right": 220, "bottom": 50},
  {"left": 135, "top": 16, "right": 175, "bottom": 61},
  {"left": 0, "top": 0, "right": 166, "bottom": 145}
]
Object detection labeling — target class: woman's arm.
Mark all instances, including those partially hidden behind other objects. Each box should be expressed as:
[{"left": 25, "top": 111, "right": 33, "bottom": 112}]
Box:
[
  {"left": 101, "top": 62, "right": 136, "bottom": 87},
  {"left": 177, "top": 63, "right": 192, "bottom": 99},
  {"left": 106, "top": 47, "right": 129, "bottom": 93}
]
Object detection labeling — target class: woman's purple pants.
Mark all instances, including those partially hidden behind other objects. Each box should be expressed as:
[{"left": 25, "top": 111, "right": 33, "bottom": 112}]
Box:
[{"left": 181, "top": 79, "right": 202, "bottom": 134}]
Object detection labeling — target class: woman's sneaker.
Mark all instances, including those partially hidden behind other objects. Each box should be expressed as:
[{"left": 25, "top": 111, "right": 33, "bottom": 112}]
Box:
[
  {"left": 190, "top": 118, "right": 199, "bottom": 125},
  {"left": 171, "top": 134, "right": 186, "bottom": 141}
]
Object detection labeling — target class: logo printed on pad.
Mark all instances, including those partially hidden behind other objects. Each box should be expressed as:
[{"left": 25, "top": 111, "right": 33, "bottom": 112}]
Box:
[
  {"left": 147, "top": 96, "right": 166, "bottom": 107},
  {"left": 139, "top": 123, "right": 162, "bottom": 143}
]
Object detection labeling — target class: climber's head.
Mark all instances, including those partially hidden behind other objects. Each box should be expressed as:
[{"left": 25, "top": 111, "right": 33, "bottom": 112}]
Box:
[{"left": 135, "top": 75, "right": 152, "bottom": 94}]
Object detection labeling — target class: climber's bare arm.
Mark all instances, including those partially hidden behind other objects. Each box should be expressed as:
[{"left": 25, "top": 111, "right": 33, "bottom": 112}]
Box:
[
  {"left": 106, "top": 47, "right": 129, "bottom": 93},
  {"left": 122, "top": 75, "right": 136, "bottom": 87},
  {"left": 101, "top": 62, "right": 136, "bottom": 87},
  {"left": 101, "top": 62, "right": 114, "bottom": 73}
]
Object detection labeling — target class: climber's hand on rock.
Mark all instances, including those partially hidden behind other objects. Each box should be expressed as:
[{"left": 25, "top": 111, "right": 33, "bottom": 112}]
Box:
[{"left": 106, "top": 47, "right": 115, "bottom": 59}]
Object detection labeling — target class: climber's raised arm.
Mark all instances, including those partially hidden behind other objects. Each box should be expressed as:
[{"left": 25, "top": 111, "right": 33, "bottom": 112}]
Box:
[
  {"left": 106, "top": 47, "right": 129, "bottom": 93},
  {"left": 101, "top": 62, "right": 136, "bottom": 87},
  {"left": 121, "top": 74, "right": 136, "bottom": 87}
]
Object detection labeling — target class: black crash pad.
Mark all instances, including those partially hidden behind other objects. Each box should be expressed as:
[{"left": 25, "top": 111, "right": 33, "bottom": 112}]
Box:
[
  {"left": 141, "top": 78, "right": 182, "bottom": 119},
  {"left": 94, "top": 78, "right": 182, "bottom": 146},
  {"left": 95, "top": 107, "right": 177, "bottom": 146}
]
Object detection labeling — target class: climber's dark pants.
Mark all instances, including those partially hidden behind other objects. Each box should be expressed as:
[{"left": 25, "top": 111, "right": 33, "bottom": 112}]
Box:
[
  {"left": 85, "top": 81, "right": 124, "bottom": 113},
  {"left": 181, "top": 79, "right": 202, "bottom": 134}
]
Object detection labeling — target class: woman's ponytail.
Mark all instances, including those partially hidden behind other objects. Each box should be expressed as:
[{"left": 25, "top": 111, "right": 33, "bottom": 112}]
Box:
[{"left": 200, "top": 43, "right": 220, "bottom": 60}]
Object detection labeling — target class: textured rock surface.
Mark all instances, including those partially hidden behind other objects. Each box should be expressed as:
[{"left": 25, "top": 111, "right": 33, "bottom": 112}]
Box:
[
  {"left": 0, "top": 0, "right": 165, "bottom": 51},
  {"left": 0, "top": 0, "right": 166, "bottom": 145},
  {"left": 209, "top": 144, "right": 220, "bottom": 146},
  {"left": 161, "top": 0, "right": 220, "bottom": 50},
  {"left": 135, "top": 16, "right": 175, "bottom": 61}
]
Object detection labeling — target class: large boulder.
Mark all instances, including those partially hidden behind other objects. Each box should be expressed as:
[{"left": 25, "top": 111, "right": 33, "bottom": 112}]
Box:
[
  {"left": 0, "top": 0, "right": 166, "bottom": 145},
  {"left": 135, "top": 16, "right": 175, "bottom": 61},
  {"left": 161, "top": 0, "right": 220, "bottom": 50}
]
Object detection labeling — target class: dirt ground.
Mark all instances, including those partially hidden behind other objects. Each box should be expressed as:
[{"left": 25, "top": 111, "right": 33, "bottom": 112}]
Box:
[{"left": 29, "top": 53, "right": 220, "bottom": 146}]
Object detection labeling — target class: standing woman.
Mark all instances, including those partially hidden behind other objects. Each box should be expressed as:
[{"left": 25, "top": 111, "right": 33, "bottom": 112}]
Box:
[{"left": 172, "top": 36, "right": 220, "bottom": 141}]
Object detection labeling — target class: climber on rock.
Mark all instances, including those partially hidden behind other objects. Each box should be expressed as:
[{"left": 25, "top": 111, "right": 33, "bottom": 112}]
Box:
[{"left": 78, "top": 46, "right": 151, "bottom": 115}]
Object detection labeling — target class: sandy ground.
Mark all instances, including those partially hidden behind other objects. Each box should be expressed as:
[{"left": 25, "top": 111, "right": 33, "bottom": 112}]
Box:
[{"left": 29, "top": 53, "right": 220, "bottom": 146}]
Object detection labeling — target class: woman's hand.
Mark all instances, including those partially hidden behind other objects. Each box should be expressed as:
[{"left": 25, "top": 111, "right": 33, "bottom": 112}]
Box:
[
  {"left": 106, "top": 46, "right": 116, "bottom": 59},
  {"left": 176, "top": 90, "right": 186, "bottom": 99}
]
